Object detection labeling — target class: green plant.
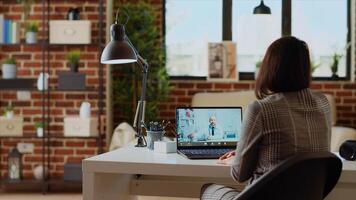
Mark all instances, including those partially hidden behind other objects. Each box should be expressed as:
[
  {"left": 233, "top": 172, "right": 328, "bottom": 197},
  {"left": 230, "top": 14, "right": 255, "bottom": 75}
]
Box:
[
  {"left": 112, "top": 1, "right": 171, "bottom": 123},
  {"left": 66, "top": 50, "right": 81, "bottom": 65},
  {"left": 331, "top": 53, "right": 342, "bottom": 75},
  {"left": 26, "top": 21, "right": 38, "bottom": 33},
  {"left": 3, "top": 104, "right": 13, "bottom": 116},
  {"left": 311, "top": 60, "right": 321, "bottom": 74},
  {"left": 17, "top": 0, "right": 34, "bottom": 21},
  {"left": 255, "top": 60, "right": 262, "bottom": 69},
  {"left": 3, "top": 58, "right": 16, "bottom": 65},
  {"left": 34, "top": 121, "right": 45, "bottom": 128}
]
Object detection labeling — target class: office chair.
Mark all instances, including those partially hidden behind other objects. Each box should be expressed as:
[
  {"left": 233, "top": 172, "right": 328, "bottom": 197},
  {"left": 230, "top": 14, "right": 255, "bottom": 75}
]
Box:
[{"left": 235, "top": 151, "right": 342, "bottom": 200}]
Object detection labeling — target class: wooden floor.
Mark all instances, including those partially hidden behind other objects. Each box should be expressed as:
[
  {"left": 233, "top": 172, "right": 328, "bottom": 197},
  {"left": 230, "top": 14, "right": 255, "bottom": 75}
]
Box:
[
  {"left": 0, "top": 193, "right": 82, "bottom": 200},
  {"left": 0, "top": 193, "right": 196, "bottom": 200}
]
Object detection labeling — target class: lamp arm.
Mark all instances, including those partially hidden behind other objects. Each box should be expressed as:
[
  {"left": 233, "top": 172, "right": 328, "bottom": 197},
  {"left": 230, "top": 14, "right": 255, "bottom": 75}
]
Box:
[{"left": 124, "top": 35, "right": 148, "bottom": 71}]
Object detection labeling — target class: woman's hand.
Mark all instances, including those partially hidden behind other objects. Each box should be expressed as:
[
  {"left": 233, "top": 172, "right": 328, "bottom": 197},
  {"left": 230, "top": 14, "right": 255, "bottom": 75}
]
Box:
[{"left": 217, "top": 150, "right": 236, "bottom": 165}]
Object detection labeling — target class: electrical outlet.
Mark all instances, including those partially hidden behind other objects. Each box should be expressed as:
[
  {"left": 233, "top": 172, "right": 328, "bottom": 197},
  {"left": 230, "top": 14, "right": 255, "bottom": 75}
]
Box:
[
  {"left": 17, "top": 143, "right": 34, "bottom": 154},
  {"left": 17, "top": 91, "right": 31, "bottom": 100}
]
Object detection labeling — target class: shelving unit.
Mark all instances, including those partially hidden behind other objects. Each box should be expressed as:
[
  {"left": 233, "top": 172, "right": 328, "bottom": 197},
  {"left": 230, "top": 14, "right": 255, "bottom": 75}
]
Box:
[
  {"left": 0, "top": 0, "right": 105, "bottom": 192},
  {"left": 0, "top": 78, "right": 37, "bottom": 90}
]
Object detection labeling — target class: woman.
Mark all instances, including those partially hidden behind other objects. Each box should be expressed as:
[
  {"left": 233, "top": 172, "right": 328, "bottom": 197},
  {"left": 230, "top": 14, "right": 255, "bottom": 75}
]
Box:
[{"left": 200, "top": 36, "right": 331, "bottom": 200}]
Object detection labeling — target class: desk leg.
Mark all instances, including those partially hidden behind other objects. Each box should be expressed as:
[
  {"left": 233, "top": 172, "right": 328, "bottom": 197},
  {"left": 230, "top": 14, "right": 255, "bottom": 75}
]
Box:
[{"left": 83, "top": 171, "right": 137, "bottom": 200}]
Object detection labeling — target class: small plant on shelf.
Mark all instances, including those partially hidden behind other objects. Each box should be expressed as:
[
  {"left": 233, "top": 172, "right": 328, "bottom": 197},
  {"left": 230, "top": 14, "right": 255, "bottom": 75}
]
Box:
[
  {"left": 17, "top": 0, "right": 34, "bottom": 21},
  {"left": 330, "top": 53, "right": 342, "bottom": 79},
  {"left": 25, "top": 21, "right": 39, "bottom": 44},
  {"left": 3, "top": 104, "right": 14, "bottom": 119},
  {"left": 66, "top": 50, "right": 81, "bottom": 73},
  {"left": 34, "top": 121, "right": 45, "bottom": 137},
  {"left": 2, "top": 58, "right": 17, "bottom": 79}
]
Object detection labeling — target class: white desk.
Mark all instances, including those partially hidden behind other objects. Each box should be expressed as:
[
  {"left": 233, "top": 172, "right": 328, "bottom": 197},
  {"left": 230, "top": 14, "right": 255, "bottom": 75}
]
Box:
[{"left": 83, "top": 146, "right": 356, "bottom": 200}]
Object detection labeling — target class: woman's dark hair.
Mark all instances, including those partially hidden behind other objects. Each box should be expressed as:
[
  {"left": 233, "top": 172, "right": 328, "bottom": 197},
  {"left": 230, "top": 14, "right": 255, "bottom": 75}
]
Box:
[{"left": 255, "top": 36, "right": 311, "bottom": 99}]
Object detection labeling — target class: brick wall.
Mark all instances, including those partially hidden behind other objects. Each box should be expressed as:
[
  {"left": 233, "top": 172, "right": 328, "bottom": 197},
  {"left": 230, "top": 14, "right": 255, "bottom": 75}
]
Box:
[{"left": 0, "top": 0, "right": 106, "bottom": 180}]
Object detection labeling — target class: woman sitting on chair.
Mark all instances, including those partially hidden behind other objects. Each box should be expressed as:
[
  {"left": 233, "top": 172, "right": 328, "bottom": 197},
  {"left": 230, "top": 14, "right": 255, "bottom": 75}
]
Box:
[{"left": 201, "top": 36, "right": 331, "bottom": 200}]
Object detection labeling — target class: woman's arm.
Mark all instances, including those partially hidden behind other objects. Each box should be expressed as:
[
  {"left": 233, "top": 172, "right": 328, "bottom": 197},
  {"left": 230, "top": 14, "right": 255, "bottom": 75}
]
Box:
[{"left": 231, "top": 101, "right": 262, "bottom": 183}]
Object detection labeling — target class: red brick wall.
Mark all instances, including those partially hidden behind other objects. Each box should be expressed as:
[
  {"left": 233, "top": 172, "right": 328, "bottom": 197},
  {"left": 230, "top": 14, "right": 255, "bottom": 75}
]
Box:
[
  {"left": 158, "top": 81, "right": 356, "bottom": 128},
  {"left": 0, "top": 0, "right": 105, "bottom": 179}
]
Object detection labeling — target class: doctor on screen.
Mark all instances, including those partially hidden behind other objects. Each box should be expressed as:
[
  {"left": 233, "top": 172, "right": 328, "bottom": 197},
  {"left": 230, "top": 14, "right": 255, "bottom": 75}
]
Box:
[{"left": 187, "top": 115, "right": 224, "bottom": 141}]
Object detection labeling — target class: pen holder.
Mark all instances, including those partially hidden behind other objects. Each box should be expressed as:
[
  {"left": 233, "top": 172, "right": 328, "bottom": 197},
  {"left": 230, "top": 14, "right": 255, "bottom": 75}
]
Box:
[{"left": 146, "top": 131, "right": 165, "bottom": 150}]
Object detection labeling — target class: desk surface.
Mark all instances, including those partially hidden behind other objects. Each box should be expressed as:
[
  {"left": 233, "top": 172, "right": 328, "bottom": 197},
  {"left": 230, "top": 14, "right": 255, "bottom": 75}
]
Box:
[
  {"left": 83, "top": 146, "right": 356, "bottom": 179},
  {"left": 83, "top": 146, "right": 231, "bottom": 178}
]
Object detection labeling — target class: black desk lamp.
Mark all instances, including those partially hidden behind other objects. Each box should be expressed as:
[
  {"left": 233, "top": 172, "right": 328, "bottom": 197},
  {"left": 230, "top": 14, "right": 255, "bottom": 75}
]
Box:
[{"left": 101, "top": 11, "right": 147, "bottom": 147}]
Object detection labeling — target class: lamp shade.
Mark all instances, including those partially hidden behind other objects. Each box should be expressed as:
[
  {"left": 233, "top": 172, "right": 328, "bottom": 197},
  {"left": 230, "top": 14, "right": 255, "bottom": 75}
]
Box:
[
  {"left": 100, "top": 23, "right": 137, "bottom": 64},
  {"left": 253, "top": 0, "right": 271, "bottom": 15}
]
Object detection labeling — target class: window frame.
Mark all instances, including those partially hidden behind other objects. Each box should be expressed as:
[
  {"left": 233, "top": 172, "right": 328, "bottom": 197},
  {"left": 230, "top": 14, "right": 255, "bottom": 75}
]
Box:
[{"left": 163, "top": 0, "right": 352, "bottom": 81}]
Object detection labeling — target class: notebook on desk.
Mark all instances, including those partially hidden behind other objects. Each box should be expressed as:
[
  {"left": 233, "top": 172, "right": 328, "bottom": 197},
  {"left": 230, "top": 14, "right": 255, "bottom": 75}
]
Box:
[{"left": 176, "top": 107, "right": 242, "bottom": 159}]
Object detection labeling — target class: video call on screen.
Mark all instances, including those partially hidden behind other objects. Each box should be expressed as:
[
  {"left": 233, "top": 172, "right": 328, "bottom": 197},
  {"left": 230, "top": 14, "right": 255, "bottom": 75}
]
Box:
[{"left": 177, "top": 108, "right": 242, "bottom": 147}]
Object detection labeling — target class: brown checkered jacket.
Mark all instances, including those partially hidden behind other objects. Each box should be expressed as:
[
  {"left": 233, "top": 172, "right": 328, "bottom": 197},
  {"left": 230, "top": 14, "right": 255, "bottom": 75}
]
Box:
[{"left": 231, "top": 88, "right": 331, "bottom": 183}]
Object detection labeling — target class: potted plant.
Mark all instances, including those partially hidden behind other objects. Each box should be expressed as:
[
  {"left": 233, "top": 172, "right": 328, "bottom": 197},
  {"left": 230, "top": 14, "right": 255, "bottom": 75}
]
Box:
[
  {"left": 4, "top": 104, "right": 14, "bottom": 119},
  {"left": 25, "top": 21, "right": 38, "bottom": 44},
  {"left": 330, "top": 53, "right": 342, "bottom": 79},
  {"left": 66, "top": 50, "right": 81, "bottom": 73},
  {"left": 34, "top": 121, "right": 44, "bottom": 137},
  {"left": 2, "top": 58, "right": 17, "bottom": 79}
]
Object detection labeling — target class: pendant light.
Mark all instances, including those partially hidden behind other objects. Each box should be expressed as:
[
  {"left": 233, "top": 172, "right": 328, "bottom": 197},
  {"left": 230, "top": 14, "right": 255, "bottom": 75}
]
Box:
[{"left": 253, "top": 0, "right": 271, "bottom": 15}]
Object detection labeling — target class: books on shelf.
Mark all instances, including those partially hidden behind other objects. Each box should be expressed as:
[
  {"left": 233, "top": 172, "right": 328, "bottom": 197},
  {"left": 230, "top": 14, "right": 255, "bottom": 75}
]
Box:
[{"left": 0, "top": 14, "right": 21, "bottom": 44}]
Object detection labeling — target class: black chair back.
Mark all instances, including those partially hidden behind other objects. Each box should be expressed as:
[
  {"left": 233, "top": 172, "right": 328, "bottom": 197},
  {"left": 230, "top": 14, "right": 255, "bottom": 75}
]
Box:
[{"left": 236, "top": 152, "right": 342, "bottom": 200}]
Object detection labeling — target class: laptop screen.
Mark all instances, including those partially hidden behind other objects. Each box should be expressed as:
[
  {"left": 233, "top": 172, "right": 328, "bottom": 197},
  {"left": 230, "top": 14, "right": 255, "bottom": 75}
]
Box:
[{"left": 176, "top": 107, "right": 242, "bottom": 148}]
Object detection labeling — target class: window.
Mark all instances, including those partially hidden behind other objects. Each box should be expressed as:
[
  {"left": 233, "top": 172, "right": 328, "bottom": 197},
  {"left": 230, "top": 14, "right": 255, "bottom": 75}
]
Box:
[
  {"left": 292, "top": 0, "right": 349, "bottom": 78},
  {"left": 164, "top": 0, "right": 351, "bottom": 80},
  {"left": 165, "top": 0, "right": 222, "bottom": 77},
  {"left": 232, "top": 0, "right": 281, "bottom": 72}
]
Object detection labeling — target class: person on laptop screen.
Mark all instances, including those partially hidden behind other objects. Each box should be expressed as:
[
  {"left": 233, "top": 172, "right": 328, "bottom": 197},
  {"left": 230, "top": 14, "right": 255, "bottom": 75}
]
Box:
[
  {"left": 187, "top": 115, "right": 225, "bottom": 141},
  {"left": 201, "top": 36, "right": 331, "bottom": 199}
]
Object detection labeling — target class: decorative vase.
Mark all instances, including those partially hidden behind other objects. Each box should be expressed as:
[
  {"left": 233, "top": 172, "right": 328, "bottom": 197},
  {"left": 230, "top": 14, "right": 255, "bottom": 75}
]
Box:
[
  {"left": 37, "top": 127, "right": 44, "bottom": 137},
  {"left": 33, "top": 165, "right": 47, "bottom": 180},
  {"left": 37, "top": 73, "right": 49, "bottom": 91},
  {"left": 331, "top": 73, "right": 339, "bottom": 80},
  {"left": 67, "top": 8, "right": 80, "bottom": 20},
  {"left": 80, "top": 102, "right": 91, "bottom": 118},
  {"left": 70, "top": 63, "right": 79, "bottom": 73},
  {"left": 25, "top": 32, "right": 37, "bottom": 44},
  {"left": 2, "top": 64, "right": 17, "bottom": 79}
]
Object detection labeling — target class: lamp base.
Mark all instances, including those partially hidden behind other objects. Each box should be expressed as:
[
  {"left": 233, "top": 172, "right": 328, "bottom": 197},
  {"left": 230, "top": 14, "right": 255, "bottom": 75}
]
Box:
[{"left": 135, "top": 136, "right": 147, "bottom": 147}]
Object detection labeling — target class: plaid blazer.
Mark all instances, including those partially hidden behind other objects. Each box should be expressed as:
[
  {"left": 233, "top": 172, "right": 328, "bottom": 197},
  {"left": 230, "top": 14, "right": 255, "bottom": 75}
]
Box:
[{"left": 231, "top": 88, "right": 331, "bottom": 183}]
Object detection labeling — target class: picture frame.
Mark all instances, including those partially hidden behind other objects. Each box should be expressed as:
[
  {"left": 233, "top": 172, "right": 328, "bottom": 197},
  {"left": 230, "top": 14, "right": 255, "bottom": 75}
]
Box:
[{"left": 208, "top": 41, "right": 238, "bottom": 81}]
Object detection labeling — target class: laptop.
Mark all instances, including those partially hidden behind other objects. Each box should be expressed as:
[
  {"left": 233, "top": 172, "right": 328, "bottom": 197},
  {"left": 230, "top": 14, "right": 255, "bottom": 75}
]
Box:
[{"left": 176, "top": 107, "right": 242, "bottom": 159}]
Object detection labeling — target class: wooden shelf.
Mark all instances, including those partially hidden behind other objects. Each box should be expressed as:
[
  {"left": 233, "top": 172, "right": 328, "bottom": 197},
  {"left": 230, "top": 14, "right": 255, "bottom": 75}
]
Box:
[
  {"left": 0, "top": 43, "right": 99, "bottom": 47},
  {"left": 0, "top": 78, "right": 37, "bottom": 91},
  {"left": 0, "top": 179, "right": 43, "bottom": 185},
  {"left": 0, "top": 136, "right": 43, "bottom": 139},
  {"left": 0, "top": 135, "right": 101, "bottom": 139},
  {"left": 54, "top": 88, "right": 96, "bottom": 92},
  {"left": 49, "top": 136, "right": 100, "bottom": 139}
]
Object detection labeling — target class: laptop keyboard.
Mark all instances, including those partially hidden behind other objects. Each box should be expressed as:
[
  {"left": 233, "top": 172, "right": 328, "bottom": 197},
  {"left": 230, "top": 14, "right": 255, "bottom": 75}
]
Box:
[{"left": 179, "top": 148, "right": 234, "bottom": 159}]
